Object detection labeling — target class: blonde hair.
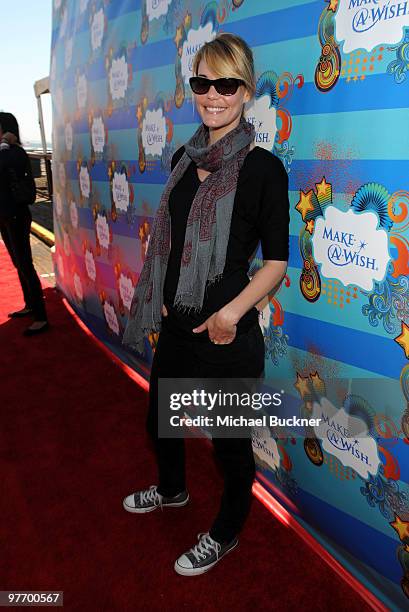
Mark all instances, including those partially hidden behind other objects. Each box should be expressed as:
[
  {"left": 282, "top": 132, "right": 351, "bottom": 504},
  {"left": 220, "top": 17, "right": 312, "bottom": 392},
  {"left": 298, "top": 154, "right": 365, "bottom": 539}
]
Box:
[{"left": 192, "top": 33, "right": 256, "bottom": 98}]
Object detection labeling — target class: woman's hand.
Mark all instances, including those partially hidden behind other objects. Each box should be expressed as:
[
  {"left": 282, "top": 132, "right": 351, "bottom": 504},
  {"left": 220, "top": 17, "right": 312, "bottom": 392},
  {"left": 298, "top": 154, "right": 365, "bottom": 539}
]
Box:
[
  {"left": 162, "top": 304, "right": 168, "bottom": 317},
  {"left": 192, "top": 307, "right": 238, "bottom": 344},
  {"left": 1, "top": 132, "right": 17, "bottom": 145}
]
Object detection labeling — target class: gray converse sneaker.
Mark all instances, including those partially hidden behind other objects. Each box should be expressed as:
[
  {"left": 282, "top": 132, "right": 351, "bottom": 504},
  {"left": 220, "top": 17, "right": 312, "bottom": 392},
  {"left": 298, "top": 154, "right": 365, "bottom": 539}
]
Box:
[
  {"left": 174, "top": 532, "right": 238, "bottom": 576},
  {"left": 123, "top": 485, "right": 189, "bottom": 514}
]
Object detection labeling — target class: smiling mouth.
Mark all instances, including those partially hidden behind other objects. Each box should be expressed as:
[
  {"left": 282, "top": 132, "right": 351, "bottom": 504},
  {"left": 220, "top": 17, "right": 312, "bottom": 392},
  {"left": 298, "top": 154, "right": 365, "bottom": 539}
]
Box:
[{"left": 204, "top": 107, "right": 227, "bottom": 113}]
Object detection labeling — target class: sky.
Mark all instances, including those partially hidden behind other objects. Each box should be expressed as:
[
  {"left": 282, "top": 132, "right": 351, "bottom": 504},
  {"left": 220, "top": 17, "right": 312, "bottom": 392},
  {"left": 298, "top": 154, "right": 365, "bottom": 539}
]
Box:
[{"left": 0, "top": 0, "right": 53, "bottom": 145}]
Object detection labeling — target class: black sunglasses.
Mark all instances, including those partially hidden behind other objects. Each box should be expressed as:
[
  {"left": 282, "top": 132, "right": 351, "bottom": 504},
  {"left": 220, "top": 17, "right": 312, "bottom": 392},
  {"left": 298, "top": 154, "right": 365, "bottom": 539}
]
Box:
[{"left": 189, "top": 76, "right": 244, "bottom": 96}]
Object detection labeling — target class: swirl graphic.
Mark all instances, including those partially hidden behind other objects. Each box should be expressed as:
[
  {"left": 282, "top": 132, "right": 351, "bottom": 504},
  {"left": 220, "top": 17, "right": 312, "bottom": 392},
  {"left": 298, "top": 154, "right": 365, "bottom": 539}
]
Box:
[
  {"left": 343, "top": 394, "right": 375, "bottom": 432},
  {"left": 264, "top": 324, "right": 289, "bottom": 366},
  {"left": 362, "top": 268, "right": 409, "bottom": 335},
  {"left": 387, "top": 27, "right": 409, "bottom": 84},
  {"left": 255, "top": 70, "right": 279, "bottom": 108},
  {"left": 315, "top": 6, "right": 341, "bottom": 92},
  {"left": 350, "top": 183, "right": 393, "bottom": 231},
  {"left": 304, "top": 438, "right": 324, "bottom": 465},
  {"left": 361, "top": 474, "right": 408, "bottom": 520},
  {"left": 299, "top": 229, "right": 321, "bottom": 302}
]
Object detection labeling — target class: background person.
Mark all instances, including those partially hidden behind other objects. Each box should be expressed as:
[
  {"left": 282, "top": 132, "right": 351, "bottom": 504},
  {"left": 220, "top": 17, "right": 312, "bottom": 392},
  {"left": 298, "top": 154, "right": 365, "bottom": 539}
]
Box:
[
  {"left": 122, "top": 33, "right": 289, "bottom": 576},
  {"left": 0, "top": 112, "right": 48, "bottom": 335}
]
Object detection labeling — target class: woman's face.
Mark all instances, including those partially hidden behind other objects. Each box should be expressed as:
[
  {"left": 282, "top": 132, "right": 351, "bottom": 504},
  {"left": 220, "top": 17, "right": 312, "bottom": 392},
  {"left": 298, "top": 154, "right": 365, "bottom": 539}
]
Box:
[{"left": 194, "top": 59, "right": 250, "bottom": 142}]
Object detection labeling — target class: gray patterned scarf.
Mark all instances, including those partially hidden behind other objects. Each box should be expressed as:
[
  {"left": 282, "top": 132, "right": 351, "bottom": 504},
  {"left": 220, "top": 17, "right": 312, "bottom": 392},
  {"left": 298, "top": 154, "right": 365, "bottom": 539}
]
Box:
[{"left": 122, "top": 116, "right": 255, "bottom": 354}]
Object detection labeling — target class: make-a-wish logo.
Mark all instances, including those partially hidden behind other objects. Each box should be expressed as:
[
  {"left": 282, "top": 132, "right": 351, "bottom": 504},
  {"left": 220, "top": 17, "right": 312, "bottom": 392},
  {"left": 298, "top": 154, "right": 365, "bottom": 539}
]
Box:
[
  {"left": 312, "top": 207, "right": 390, "bottom": 290},
  {"left": 146, "top": 0, "right": 172, "bottom": 21},
  {"left": 335, "top": 0, "right": 409, "bottom": 53},
  {"left": 244, "top": 95, "right": 277, "bottom": 150},
  {"left": 142, "top": 108, "right": 166, "bottom": 157},
  {"left": 312, "top": 398, "right": 380, "bottom": 478},
  {"left": 181, "top": 23, "right": 215, "bottom": 84},
  {"left": 252, "top": 427, "right": 280, "bottom": 472}
]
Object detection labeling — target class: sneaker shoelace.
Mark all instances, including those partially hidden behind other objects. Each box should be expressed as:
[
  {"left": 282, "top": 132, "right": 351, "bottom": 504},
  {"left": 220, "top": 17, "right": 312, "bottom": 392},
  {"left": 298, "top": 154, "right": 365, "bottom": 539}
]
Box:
[
  {"left": 139, "top": 485, "right": 163, "bottom": 509},
  {"left": 190, "top": 533, "right": 221, "bottom": 563}
]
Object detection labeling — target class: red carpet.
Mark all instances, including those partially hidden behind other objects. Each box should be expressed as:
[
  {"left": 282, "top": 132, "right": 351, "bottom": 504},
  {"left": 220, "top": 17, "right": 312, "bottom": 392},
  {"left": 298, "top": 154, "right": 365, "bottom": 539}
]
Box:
[{"left": 0, "top": 241, "right": 372, "bottom": 611}]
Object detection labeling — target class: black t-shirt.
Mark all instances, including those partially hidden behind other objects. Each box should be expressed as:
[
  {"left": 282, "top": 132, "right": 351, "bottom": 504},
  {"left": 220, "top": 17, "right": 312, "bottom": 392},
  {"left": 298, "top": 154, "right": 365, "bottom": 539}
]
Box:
[{"left": 163, "top": 145, "right": 289, "bottom": 335}]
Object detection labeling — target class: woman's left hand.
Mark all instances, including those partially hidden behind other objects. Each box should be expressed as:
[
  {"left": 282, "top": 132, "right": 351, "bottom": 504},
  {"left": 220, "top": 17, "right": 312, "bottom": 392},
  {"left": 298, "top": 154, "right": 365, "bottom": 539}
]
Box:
[{"left": 192, "top": 307, "right": 238, "bottom": 344}]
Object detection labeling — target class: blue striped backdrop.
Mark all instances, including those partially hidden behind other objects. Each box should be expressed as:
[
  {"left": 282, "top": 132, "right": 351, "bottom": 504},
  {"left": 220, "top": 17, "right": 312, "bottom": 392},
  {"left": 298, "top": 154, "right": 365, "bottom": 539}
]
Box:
[{"left": 51, "top": 1, "right": 409, "bottom": 608}]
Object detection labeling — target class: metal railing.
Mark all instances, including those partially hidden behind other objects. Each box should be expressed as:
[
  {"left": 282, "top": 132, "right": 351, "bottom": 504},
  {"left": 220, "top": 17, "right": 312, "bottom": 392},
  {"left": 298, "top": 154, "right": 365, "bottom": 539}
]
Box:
[{"left": 27, "top": 152, "right": 53, "bottom": 201}]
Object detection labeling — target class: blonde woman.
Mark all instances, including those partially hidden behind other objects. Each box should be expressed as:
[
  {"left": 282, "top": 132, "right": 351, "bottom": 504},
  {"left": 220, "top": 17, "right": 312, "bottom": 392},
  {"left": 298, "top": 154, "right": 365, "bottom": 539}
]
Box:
[{"left": 123, "top": 33, "right": 289, "bottom": 575}]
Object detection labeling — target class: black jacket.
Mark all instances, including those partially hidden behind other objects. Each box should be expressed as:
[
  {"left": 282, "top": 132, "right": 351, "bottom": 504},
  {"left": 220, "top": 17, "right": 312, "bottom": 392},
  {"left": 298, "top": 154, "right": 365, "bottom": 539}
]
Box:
[{"left": 0, "top": 144, "right": 32, "bottom": 218}]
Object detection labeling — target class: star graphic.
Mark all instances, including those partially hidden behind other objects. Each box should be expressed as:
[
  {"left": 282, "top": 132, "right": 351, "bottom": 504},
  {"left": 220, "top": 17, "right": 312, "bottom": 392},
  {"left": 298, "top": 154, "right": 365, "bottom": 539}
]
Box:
[
  {"left": 184, "top": 12, "right": 192, "bottom": 29},
  {"left": 358, "top": 241, "right": 367, "bottom": 252},
  {"left": 310, "top": 371, "right": 326, "bottom": 395},
  {"left": 395, "top": 323, "right": 409, "bottom": 359},
  {"left": 294, "top": 373, "right": 311, "bottom": 400},
  {"left": 329, "top": 0, "right": 338, "bottom": 11},
  {"left": 296, "top": 189, "right": 315, "bottom": 220},
  {"left": 306, "top": 219, "right": 315, "bottom": 235},
  {"left": 315, "top": 177, "right": 331, "bottom": 199},
  {"left": 390, "top": 515, "right": 409, "bottom": 542},
  {"left": 174, "top": 25, "right": 183, "bottom": 48},
  {"left": 136, "top": 104, "right": 143, "bottom": 124}
]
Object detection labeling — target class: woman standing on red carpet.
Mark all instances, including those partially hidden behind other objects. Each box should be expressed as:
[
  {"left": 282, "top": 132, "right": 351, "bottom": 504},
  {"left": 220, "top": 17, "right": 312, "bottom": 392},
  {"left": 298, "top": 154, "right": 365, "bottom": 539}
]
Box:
[
  {"left": 0, "top": 112, "right": 49, "bottom": 335},
  {"left": 122, "top": 33, "right": 289, "bottom": 575}
]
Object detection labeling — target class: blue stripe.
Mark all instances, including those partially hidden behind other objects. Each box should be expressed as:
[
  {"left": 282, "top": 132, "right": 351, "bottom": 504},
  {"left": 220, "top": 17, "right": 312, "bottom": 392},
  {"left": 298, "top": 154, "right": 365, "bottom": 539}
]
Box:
[
  {"left": 129, "top": 2, "right": 323, "bottom": 71},
  {"left": 258, "top": 472, "right": 404, "bottom": 585},
  {"left": 289, "top": 160, "right": 408, "bottom": 194},
  {"left": 221, "top": 1, "right": 323, "bottom": 46},
  {"left": 284, "top": 311, "right": 405, "bottom": 378},
  {"left": 286, "top": 74, "right": 409, "bottom": 116},
  {"left": 67, "top": 158, "right": 409, "bottom": 196}
]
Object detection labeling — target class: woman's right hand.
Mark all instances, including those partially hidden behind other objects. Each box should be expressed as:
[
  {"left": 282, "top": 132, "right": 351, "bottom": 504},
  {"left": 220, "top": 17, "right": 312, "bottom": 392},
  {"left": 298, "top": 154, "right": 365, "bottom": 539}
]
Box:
[
  {"left": 1, "top": 132, "right": 17, "bottom": 145},
  {"left": 162, "top": 304, "right": 168, "bottom": 317}
]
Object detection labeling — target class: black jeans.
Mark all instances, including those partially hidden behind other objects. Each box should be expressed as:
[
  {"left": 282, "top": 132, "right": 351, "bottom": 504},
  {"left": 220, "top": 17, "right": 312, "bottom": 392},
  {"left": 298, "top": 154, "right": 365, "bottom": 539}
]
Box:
[
  {"left": 146, "top": 312, "right": 265, "bottom": 544},
  {"left": 0, "top": 208, "right": 47, "bottom": 321}
]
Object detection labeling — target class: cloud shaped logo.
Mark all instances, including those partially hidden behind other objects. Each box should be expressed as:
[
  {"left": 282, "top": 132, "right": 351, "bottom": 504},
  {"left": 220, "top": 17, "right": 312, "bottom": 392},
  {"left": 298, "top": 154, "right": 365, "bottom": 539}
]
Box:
[
  {"left": 244, "top": 95, "right": 277, "bottom": 151},
  {"left": 335, "top": 0, "right": 409, "bottom": 53},
  {"left": 85, "top": 249, "right": 96, "bottom": 281},
  {"left": 146, "top": 0, "right": 172, "bottom": 21},
  {"left": 55, "top": 192, "right": 63, "bottom": 217},
  {"left": 58, "top": 162, "right": 66, "bottom": 189},
  {"left": 79, "top": 165, "right": 90, "bottom": 198},
  {"left": 91, "top": 8, "right": 104, "bottom": 51},
  {"left": 112, "top": 171, "right": 130, "bottom": 212},
  {"left": 91, "top": 116, "right": 105, "bottom": 153},
  {"left": 109, "top": 55, "right": 128, "bottom": 101},
  {"left": 252, "top": 427, "right": 280, "bottom": 472},
  {"left": 74, "top": 273, "right": 84, "bottom": 302},
  {"left": 77, "top": 74, "right": 88, "bottom": 109},
  {"left": 142, "top": 108, "right": 166, "bottom": 157},
  {"left": 119, "top": 273, "right": 134, "bottom": 310},
  {"left": 96, "top": 214, "right": 110, "bottom": 250},
  {"left": 65, "top": 122, "right": 73, "bottom": 152},
  {"left": 70, "top": 200, "right": 78, "bottom": 229},
  {"left": 312, "top": 207, "right": 390, "bottom": 291},
  {"left": 181, "top": 23, "right": 215, "bottom": 85},
  {"left": 104, "top": 302, "right": 119, "bottom": 335},
  {"left": 312, "top": 397, "right": 381, "bottom": 479}
]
